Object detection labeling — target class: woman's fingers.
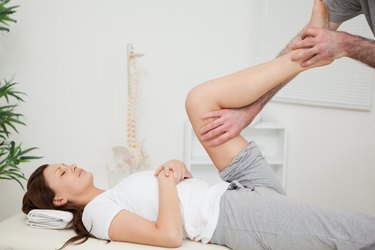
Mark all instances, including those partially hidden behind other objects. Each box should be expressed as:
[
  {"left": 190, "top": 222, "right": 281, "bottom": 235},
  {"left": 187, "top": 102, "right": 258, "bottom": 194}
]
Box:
[
  {"left": 170, "top": 164, "right": 182, "bottom": 183},
  {"left": 154, "top": 165, "right": 164, "bottom": 176},
  {"left": 163, "top": 164, "right": 170, "bottom": 177},
  {"left": 155, "top": 160, "right": 191, "bottom": 184}
]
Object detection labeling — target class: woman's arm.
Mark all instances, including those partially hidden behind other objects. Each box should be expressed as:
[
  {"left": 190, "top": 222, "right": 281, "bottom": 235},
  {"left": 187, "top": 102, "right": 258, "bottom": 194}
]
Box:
[
  {"left": 108, "top": 172, "right": 183, "bottom": 248},
  {"left": 154, "top": 159, "right": 193, "bottom": 182},
  {"left": 156, "top": 170, "right": 183, "bottom": 243}
]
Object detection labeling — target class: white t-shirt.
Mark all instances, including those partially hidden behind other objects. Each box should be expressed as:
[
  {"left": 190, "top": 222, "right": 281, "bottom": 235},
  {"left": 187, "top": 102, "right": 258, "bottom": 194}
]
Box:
[{"left": 82, "top": 171, "right": 229, "bottom": 243}]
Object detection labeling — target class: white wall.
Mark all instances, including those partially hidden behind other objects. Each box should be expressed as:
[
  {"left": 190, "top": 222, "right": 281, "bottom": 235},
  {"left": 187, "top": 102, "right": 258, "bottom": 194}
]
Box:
[
  {"left": 0, "top": 0, "right": 374, "bottom": 221},
  {"left": 0, "top": 0, "right": 256, "bottom": 220}
]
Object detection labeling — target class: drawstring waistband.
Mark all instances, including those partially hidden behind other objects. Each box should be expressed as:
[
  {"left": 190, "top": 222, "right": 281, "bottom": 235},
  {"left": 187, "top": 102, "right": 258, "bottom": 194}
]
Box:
[{"left": 227, "top": 180, "right": 255, "bottom": 191}]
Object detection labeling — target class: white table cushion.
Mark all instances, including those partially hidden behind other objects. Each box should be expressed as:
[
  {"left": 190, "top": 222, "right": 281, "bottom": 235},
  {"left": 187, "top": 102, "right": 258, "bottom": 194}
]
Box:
[{"left": 0, "top": 213, "right": 229, "bottom": 250}]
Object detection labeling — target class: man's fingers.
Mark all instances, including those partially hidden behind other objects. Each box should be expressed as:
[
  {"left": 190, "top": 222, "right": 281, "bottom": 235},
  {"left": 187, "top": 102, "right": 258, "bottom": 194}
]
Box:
[
  {"left": 291, "top": 47, "right": 317, "bottom": 62},
  {"left": 207, "top": 132, "right": 233, "bottom": 147},
  {"left": 302, "top": 55, "right": 321, "bottom": 67},
  {"left": 200, "top": 110, "right": 224, "bottom": 120},
  {"left": 200, "top": 118, "right": 224, "bottom": 135},
  {"left": 291, "top": 37, "right": 315, "bottom": 50},
  {"left": 201, "top": 124, "right": 226, "bottom": 141}
]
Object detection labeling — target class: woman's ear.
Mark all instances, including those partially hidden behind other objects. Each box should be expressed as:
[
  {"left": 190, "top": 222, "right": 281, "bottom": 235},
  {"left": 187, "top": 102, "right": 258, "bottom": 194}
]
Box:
[{"left": 53, "top": 196, "right": 67, "bottom": 207}]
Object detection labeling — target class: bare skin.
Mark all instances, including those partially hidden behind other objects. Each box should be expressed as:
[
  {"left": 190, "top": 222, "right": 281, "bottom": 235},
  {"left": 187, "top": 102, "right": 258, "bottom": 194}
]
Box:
[
  {"left": 291, "top": 0, "right": 375, "bottom": 68},
  {"left": 43, "top": 163, "right": 104, "bottom": 207},
  {"left": 186, "top": 49, "right": 331, "bottom": 170},
  {"left": 199, "top": 0, "right": 330, "bottom": 147},
  {"left": 291, "top": 28, "right": 375, "bottom": 68}
]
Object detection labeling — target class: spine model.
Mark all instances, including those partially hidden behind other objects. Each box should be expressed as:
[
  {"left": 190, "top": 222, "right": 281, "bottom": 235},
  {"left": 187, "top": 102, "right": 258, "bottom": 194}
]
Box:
[
  {"left": 126, "top": 44, "right": 147, "bottom": 169},
  {"left": 107, "top": 44, "right": 148, "bottom": 186}
]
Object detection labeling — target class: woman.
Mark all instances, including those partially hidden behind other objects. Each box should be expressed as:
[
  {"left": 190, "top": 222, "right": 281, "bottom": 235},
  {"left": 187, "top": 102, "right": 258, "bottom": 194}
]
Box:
[{"left": 22, "top": 1, "right": 375, "bottom": 249}]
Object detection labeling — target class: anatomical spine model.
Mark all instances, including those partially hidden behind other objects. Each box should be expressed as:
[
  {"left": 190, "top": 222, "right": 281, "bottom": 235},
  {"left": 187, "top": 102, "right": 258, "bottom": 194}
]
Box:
[{"left": 108, "top": 44, "right": 149, "bottom": 186}]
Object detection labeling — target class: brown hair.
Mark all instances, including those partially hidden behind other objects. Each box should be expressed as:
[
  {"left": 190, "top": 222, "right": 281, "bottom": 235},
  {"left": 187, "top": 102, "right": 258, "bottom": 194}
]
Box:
[{"left": 22, "top": 164, "right": 104, "bottom": 249}]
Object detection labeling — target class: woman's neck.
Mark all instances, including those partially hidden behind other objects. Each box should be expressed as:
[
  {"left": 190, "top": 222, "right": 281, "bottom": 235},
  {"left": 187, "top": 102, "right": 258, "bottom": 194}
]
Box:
[{"left": 76, "top": 187, "right": 105, "bottom": 207}]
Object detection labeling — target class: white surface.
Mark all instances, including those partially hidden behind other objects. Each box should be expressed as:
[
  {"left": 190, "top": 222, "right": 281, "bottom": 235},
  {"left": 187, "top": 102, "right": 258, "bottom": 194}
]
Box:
[
  {"left": 0, "top": 213, "right": 229, "bottom": 250},
  {"left": 0, "top": 0, "right": 256, "bottom": 221}
]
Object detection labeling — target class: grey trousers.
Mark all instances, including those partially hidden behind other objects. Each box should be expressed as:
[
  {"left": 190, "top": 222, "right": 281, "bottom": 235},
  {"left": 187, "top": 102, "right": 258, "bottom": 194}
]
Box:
[{"left": 210, "top": 142, "right": 375, "bottom": 250}]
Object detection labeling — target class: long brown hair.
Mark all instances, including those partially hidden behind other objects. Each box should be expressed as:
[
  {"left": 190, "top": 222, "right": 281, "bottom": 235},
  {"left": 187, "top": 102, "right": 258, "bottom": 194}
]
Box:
[{"left": 22, "top": 164, "right": 105, "bottom": 249}]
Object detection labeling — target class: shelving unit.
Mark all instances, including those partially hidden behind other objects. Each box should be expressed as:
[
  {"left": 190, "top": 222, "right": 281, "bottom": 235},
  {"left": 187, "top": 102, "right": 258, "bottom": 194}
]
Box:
[{"left": 184, "top": 121, "right": 287, "bottom": 188}]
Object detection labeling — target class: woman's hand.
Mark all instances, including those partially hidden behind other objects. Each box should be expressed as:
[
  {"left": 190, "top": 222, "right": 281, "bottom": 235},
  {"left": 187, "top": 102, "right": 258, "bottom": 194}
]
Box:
[{"left": 154, "top": 160, "right": 192, "bottom": 184}]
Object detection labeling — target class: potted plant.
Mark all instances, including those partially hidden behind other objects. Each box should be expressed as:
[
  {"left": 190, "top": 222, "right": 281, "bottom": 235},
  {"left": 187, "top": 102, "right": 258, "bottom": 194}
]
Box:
[
  {"left": 0, "top": 0, "right": 17, "bottom": 32},
  {"left": 0, "top": 0, "right": 41, "bottom": 189}
]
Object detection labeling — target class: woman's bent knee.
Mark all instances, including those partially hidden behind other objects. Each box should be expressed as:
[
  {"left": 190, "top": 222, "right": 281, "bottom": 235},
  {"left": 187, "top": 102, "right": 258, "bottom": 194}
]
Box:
[
  {"left": 185, "top": 81, "right": 218, "bottom": 118},
  {"left": 185, "top": 86, "right": 201, "bottom": 116}
]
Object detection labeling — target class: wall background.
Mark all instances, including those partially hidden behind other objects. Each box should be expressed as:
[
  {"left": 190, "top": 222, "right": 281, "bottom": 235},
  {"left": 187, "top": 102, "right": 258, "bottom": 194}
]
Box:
[{"left": 0, "top": 0, "right": 374, "bottom": 221}]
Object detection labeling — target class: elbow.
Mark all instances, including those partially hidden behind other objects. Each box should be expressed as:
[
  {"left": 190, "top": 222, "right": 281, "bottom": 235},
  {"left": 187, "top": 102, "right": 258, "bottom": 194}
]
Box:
[
  {"left": 168, "top": 238, "right": 183, "bottom": 248},
  {"left": 163, "top": 231, "right": 183, "bottom": 248},
  {"left": 167, "top": 237, "right": 183, "bottom": 248}
]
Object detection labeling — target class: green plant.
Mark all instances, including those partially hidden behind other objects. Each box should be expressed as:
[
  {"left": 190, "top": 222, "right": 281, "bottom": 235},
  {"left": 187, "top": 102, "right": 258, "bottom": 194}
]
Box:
[
  {"left": 0, "top": 79, "right": 41, "bottom": 189},
  {"left": 0, "top": 0, "right": 18, "bottom": 32},
  {"left": 1, "top": 1, "right": 41, "bottom": 189}
]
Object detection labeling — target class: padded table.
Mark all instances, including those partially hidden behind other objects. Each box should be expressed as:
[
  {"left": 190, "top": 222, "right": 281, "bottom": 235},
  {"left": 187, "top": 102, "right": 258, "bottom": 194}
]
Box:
[{"left": 0, "top": 213, "right": 229, "bottom": 250}]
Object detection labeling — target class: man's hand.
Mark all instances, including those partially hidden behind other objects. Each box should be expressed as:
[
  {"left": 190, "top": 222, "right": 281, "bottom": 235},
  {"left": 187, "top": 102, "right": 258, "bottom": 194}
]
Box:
[
  {"left": 291, "top": 27, "right": 346, "bottom": 67},
  {"left": 154, "top": 160, "right": 192, "bottom": 184},
  {"left": 199, "top": 105, "right": 259, "bottom": 147}
]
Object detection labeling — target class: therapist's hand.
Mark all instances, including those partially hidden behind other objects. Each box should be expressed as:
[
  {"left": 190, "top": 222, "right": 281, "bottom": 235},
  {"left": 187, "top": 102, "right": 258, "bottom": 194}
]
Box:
[
  {"left": 200, "top": 106, "right": 258, "bottom": 147},
  {"left": 154, "top": 160, "right": 192, "bottom": 184},
  {"left": 290, "top": 28, "right": 346, "bottom": 67}
]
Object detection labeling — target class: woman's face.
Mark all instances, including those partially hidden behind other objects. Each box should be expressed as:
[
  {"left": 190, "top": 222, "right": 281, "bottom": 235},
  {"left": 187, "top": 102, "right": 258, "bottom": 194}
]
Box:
[{"left": 43, "top": 163, "right": 93, "bottom": 207}]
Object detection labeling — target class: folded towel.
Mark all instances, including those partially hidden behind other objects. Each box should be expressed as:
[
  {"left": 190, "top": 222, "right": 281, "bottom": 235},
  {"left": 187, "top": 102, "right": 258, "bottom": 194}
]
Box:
[{"left": 26, "top": 209, "right": 73, "bottom": 230}]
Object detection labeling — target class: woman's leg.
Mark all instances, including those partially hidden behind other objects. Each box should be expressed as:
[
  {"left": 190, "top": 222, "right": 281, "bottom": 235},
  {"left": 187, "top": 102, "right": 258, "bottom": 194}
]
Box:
[
  {"left": 185, "top": 53, "right": 330, "bottom": 170},
  {"left": 186, "top": 0, "right": 331, "bottom": 171},
  {"left": 185, "top": 6, "right": 331, "bottom": 171},
  {"left": 211, "top": 188, "right": 375, "bottom": 250}
]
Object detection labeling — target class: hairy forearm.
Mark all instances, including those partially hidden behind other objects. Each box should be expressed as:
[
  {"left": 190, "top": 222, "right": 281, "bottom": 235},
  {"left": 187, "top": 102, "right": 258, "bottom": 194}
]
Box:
[
  {"left": 156, "top": 174, "right": 183, "bottom": 244},
  {"left": 242, "top": 31, "right": 303, "bottom": 114},
  {"left": 277, "top": 30, "right": 304, "bottom": 57},
  {"left": 342, "top": 32, "right": 375, "bottom": 68}
]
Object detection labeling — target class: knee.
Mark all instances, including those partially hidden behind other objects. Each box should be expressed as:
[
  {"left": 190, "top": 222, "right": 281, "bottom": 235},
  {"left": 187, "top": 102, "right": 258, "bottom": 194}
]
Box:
[
  {"left": 185, "top": 86, "right": 200, "bottom": 115},
  {"left": 185, "top": 84, "right": 206, "bottom": 116},
  {"left": 185, "top": 81, "right": 218, "bottom": 120},
  {"left": 185, "top": 82, "right": 215, "bottom": 116}
]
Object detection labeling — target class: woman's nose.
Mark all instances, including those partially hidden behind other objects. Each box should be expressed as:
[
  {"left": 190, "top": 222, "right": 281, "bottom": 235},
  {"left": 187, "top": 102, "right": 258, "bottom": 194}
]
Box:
[{"left": 70, "top": 164, "right": 78, "bottom": 172}]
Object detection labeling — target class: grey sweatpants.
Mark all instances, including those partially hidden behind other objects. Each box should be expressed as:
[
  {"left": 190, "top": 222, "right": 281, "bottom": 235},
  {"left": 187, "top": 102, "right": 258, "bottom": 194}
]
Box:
[{"left": 210, "top": 142, "right": 375, "bottom": 250}]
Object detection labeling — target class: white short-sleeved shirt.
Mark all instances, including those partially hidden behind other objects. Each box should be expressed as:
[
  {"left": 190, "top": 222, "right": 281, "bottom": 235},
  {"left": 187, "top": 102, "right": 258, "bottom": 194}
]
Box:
[{"left": 82, "top": 171, "right": 229, "bottom": 243}]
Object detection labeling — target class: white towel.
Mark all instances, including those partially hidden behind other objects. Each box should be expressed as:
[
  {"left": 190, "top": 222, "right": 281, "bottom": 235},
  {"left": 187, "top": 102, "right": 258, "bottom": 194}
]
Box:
[{"left": 26, "top": 209, "right": 73, "bottom": 230}]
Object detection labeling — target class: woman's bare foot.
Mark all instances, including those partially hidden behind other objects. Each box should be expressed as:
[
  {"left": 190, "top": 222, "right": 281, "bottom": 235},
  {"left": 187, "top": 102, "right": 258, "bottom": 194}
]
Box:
[
  {"left": 308, "top": 0, "right": 329, "bottom": 29},
  {"left": 293, "top": 0, "right": 333, "bottom": 69}
]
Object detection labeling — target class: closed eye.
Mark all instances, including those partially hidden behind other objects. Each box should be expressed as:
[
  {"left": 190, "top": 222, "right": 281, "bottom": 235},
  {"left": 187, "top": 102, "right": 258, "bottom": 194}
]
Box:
[{"left": 61, "top": 171, "right": 66, "bottom": 176}]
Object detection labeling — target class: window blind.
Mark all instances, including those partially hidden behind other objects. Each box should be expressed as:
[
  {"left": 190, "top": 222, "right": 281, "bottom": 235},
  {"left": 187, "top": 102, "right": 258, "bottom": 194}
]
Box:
[{"left": 257, "top": 0, "right": 374, "bottom": 111}]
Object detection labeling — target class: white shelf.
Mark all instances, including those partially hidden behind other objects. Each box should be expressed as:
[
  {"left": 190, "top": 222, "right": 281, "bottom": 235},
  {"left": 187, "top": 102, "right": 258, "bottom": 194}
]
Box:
[{"left": 184, "top": 121, "right": 287, "bottom": 189}]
